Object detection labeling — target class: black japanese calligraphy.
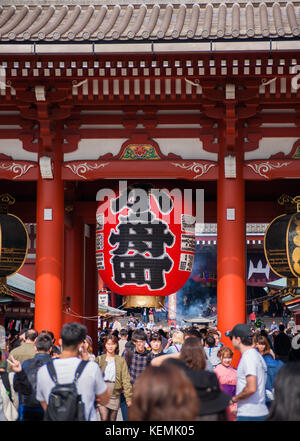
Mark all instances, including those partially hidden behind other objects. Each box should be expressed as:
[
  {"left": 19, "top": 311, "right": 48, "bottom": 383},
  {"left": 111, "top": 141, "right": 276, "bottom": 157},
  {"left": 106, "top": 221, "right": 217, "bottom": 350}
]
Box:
[{"left": 111, "top": 254, "right": 173, "bottom": 290}]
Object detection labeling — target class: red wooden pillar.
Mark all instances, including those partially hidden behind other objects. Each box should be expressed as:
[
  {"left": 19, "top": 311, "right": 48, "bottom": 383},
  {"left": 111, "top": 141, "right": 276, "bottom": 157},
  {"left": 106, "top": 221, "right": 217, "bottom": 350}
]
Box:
[
  {"left": 217, "top": 129, "right": 246, "bottom": 367},
  {"left": 62, "top": 217, "right": 84, "bottom": 325},
  {"left": 110, "top": 292, "right": 116, "bottom": 308},
  {"left": 83, "top": 224, "right": 98, "bottom": 352},
  {"left": 35, "top": 148, "right": 64, "bottom": 342}
]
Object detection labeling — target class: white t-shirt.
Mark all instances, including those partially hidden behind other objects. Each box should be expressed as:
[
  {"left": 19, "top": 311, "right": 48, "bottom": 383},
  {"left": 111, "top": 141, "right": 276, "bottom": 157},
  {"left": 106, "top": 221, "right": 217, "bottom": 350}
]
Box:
[
  {"left": 36, "top": 357, "right": 107, "bottom": 421},
  {"left": 236, "top": 348, "right": 268, "bottom": 417},
  {"left": 103, "top": 359, "right": 116, "bottom": 382}
]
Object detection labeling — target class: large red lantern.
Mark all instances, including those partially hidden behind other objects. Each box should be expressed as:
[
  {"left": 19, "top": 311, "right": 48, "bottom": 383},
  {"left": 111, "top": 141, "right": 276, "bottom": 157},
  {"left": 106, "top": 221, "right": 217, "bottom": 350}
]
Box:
[{"left": 96, "top": 182, "right": 195, "bottom": 307}]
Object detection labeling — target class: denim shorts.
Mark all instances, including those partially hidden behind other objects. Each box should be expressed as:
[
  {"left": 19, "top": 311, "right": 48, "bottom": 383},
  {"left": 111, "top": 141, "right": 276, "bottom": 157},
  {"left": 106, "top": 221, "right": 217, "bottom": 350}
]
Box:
[{"left": 236, "top": 415, "right": 267, "bottom": 421}]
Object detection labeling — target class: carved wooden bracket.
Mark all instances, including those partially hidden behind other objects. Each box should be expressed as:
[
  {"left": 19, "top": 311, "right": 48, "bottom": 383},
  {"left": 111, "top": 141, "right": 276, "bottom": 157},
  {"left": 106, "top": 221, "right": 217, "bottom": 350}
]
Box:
[{"left": 14, "top": 83, "right": 74, "bottom": 154}]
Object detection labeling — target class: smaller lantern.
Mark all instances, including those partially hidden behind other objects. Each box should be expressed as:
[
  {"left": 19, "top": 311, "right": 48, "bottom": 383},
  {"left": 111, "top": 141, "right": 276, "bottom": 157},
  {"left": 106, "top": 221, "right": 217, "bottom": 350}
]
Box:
[
  {"left": 264, "top": 196, "right": 300, "bottom": 294},
  {"left": 0, "top": 194, "right": 29, "bottom": 296}
]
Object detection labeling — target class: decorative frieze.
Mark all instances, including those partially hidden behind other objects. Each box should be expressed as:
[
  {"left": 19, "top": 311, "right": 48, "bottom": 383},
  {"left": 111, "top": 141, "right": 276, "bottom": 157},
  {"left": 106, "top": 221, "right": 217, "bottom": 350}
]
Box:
[
  {"left": 171, "top": 161, "right": 216, "bottom": 179},
  {"left": 246, "top": 161, "right": 291, "bottom": 179},
  {"left": 65, "top": 162, "right": 110, "bottom": 179},
  {"left": 0, "top": 161, "right": 35, "bottom": 179}
]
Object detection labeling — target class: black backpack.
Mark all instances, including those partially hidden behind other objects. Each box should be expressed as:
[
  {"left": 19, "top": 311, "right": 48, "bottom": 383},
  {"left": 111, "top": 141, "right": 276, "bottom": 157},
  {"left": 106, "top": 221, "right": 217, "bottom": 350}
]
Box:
[
  {"left": 22, "top": 358, "right": 45, "bottom": 408},
  {"left": 44, "top": 360, "right": 88, "bottom": 421}
]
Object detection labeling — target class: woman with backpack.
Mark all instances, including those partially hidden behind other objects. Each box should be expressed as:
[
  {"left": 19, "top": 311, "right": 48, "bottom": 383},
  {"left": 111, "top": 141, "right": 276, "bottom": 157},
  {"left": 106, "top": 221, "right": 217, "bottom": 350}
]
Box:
[{"left": 96, "top": 334, "right": 132, "bottom": 421}]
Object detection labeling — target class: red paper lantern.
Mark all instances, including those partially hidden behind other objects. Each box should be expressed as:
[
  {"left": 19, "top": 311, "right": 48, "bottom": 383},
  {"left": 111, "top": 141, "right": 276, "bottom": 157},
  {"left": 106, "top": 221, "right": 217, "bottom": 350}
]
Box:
[{"left": 96, "top": 182, "right": 195, "bottom": 298}]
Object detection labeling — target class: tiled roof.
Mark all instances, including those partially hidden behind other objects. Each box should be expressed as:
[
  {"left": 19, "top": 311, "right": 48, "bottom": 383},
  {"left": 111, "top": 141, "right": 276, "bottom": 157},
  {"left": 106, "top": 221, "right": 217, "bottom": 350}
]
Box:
[
  {"left": 0, "top": 0, "right": 300, "bottom": 42},
  {"left": 7, "top": 273, "right": 35, "bottom": 295}
]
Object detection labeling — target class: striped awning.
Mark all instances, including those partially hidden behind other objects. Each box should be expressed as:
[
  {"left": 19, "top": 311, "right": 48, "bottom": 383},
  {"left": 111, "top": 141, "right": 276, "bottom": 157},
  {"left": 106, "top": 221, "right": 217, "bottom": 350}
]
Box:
[{"left": 1, "top": 1, "right": 300, "bottom": 43}]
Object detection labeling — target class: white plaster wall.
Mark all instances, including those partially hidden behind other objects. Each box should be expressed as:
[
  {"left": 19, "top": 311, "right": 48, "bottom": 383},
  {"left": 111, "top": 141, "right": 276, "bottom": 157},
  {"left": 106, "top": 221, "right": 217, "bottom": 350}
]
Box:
[
  {"left": 0, "top": 139, "right": 38, "bottom": 162},
  {"left": 245, "top": 138, "right": 298, "bottom": 160},
  {"left": 64, "top": 139, "right": 128, "bottom": 161},
  {"left": 154, "top": 138, "right": 218, "bottom": 161}
]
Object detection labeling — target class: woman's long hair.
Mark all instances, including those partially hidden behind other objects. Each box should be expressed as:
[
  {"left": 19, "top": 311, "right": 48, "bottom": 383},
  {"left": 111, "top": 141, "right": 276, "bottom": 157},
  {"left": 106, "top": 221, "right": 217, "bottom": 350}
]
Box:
[
  {"left": 267, "top": 362, "right": 300, "bottom": 421},
  {"left": 255, "top": 335, "right": 272, "bottom": 356},
  {"left": 180, "top": 337, "right": 207, "bottom": 370},
  {"left": 129, "top": 364, "right": 199, "bottom": 421}
]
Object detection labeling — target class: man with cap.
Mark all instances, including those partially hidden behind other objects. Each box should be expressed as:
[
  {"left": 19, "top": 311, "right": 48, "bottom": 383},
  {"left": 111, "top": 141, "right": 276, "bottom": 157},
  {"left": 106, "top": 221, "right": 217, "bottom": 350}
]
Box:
[{"left": 226, "top": 324, "right": 268, "bottom": 421}]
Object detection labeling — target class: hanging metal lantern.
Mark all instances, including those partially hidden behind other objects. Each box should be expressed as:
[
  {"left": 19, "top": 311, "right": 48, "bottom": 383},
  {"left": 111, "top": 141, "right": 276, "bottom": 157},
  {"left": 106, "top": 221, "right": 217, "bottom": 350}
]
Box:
[
  {"left": 264, "top": 196, "right": 300, "bottom": 303},
  {"left": 96, "top": 182, "right": 195, "bottom": 308},
  {"left": 0, "top": 194, "right": 29, "bottom": 295},
  {"left": 264, "top": 204, "right": 300, "bottom": 279}
]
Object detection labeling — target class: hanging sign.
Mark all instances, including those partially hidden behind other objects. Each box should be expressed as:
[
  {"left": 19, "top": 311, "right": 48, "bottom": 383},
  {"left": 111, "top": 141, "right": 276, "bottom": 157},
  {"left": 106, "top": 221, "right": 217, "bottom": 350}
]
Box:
[{"left": 96, "top": 182, "right": 195, "bottom": 297}]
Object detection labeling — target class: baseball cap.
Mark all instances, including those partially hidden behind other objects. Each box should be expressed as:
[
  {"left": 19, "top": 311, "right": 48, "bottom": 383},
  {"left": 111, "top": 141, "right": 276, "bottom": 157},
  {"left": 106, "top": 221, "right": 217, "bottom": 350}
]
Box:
[
  {"left": 191, "top": 370, "right": 231, "bottom": 416},
  {"left": 225, "top": 324, "right": 252, "bottom": 339}
]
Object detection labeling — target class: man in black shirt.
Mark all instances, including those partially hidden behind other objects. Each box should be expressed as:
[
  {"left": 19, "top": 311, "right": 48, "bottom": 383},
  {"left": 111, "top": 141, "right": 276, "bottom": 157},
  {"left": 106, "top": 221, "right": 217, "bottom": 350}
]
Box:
[{"left": 274, "top": 324, "right": 291, "bottom": 363}]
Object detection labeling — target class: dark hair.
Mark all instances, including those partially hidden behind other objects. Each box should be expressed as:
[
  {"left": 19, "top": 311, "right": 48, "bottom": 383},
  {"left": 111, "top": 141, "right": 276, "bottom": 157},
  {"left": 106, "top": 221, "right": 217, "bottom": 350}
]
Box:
[
  {"left": 35, "top": 334, "right": 52, "bottom": 353},
  {"left": 127, "top": 329, "right": 134, "bottom": 341},
  {"left": 240, "top": 335, "right": 253, "bottom": 346},
  {"left": 111, "top": 330, "right": 119, "bottom": 339},
  {"left": 60, "top": 322, "right": 87, "bottom": 349},
  {"left": 120, "top": 329, "right": 128, "bottom": 337},
  {"left": 129, "top": 364, "right": 199, "bottom": 421},
  {"left": 25, "top": 329, "right": 38, "bottom": 342},
  {"left": 260, "top": 329, "right": 269, "bottom": 339},
  {"left": 157, "top": 329, "right": 167, "bottom": 339},
  {"left": 132, "top": 329, "right": 147, "bottom": 342},
  {"left": 267, "top": 362, "right": 300, "bottom": 421},
  {"left": 103, "top": 335, "right": 119, "bottom": 354},
  {"left": 184, "top": 327, "right": 202, "bottom": 339},
  {"left": 279, "top": 324, "right": 285, "bottom": 332},
  {"left": 20, "top": 328, "right": 29, "bottom": 336},
  {"left": 150, "top": 332, "right": 162, "bottom": 342},
  {"left": 180, "top": 337, "right": 207, "bottom": 370},
  {"left": 205, "top": 334, "right": 216, "bottom": 348},
  {"left": 41, "top": 330, "right": 55, "bottom": 342}
]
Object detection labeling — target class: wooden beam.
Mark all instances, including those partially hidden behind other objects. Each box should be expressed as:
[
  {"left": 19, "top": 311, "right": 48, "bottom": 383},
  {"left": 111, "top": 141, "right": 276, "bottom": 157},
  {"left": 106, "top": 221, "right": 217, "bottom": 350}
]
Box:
[
  {"left": 245, "top": 159, "right": 300, "bottom": 180},
  {"left": 62, "top": 159, "right": 218, "bottom": 181},
  {"left": 3, "top": 199, "right": 287, "bottom": 225}
]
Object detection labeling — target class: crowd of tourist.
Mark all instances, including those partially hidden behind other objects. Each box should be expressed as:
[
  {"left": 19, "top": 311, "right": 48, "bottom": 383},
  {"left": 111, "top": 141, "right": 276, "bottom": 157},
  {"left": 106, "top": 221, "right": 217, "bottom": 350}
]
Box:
[{"left": 0, "top": 312, "right": 299, "bottom": 422}]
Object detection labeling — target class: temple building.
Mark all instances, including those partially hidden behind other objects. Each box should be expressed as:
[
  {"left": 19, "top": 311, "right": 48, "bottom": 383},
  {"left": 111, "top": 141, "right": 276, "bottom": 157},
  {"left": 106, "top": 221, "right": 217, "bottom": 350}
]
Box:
[{"left": 0, "top": 0, "right": 300, "bottom": 353}]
